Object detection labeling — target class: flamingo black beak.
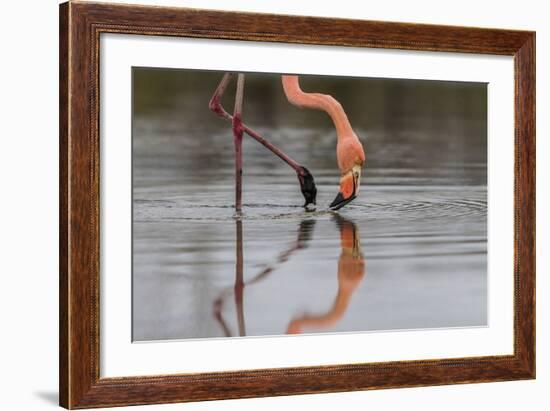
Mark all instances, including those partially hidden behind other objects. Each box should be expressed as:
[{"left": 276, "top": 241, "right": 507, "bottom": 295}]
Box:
[
  {"left": 330, "top": 165, "right": 361, "bottom": 211},
  {"left": 297, "top": 166, "right": 317, "bottom": 208}
]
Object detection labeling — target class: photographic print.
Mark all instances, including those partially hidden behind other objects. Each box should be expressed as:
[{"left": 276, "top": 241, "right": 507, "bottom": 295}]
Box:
[
  {"left": 60, "top": 4, "right": 536, "bottom": 406},
  {"left": 132, "top": 69, "right": 488, "bottom": 342}
]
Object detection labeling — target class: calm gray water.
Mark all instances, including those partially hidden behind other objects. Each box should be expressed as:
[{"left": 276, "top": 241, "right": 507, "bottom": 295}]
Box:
[{"left": 132, "top": 69, "right": 487, "bottom": 341}]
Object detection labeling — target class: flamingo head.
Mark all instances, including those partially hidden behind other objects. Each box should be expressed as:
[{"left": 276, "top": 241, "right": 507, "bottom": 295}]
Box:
[{"left": 329, "top": 164, "right": 362, "bottom": 210}]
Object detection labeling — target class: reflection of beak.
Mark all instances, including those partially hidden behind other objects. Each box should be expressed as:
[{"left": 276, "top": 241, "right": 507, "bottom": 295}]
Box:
[
  {"left": 337, "top": 215, "right": 362, "bottom": 258},
  {"left": 329, "top": 165, "right": 361, "bottom": 210}
]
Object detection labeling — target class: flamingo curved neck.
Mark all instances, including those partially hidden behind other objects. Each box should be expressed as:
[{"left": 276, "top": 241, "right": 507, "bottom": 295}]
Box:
[{"left": 282, "top": 75, "right": 354, "bottom": 141}]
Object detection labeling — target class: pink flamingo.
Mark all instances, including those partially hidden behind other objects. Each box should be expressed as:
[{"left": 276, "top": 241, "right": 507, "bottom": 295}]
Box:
[{"left": 209, "top": 73, "right": 365, "bottom": 211}]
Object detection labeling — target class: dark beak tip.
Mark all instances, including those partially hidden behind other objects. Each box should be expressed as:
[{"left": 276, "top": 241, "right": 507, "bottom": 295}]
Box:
[
  {"left": 329, "top": 192, "right": 345, "bottom": 209},
  {"left": 329, "top": 192, "right": 357, "bottom": 211}
]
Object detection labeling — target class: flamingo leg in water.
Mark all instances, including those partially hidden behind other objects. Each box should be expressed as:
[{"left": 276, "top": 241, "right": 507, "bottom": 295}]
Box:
[
  {"left": 209, "top": 73, "right": 317, "bottom": 207},
  {"left": 232, "top": 74, "right": 245, "bottom": 211},
  {"left": 233, "top": 75, "right": 246, "bottom": 334}
]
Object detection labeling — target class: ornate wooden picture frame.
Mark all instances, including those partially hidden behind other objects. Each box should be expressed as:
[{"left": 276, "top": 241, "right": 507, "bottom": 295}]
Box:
[{"left": 59, "top": 1, "right": 535, "bottom": 408}]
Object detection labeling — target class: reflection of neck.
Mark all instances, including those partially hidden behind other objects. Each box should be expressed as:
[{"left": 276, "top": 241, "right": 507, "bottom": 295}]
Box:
[
  {"left": 286, "top": 255, "right": 364, "bottom": 334},
  {"left": 286, "top": 287, "right": 354, "bottom": 333},
  {"left": 287, "top": 218, "right": 364, "bottom": 335},
  {"left": 282, "top": 75, "right": 354, "bottom": 141}
]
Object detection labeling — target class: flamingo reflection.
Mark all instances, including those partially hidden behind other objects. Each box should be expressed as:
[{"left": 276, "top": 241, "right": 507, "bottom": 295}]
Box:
[
  {"left": 212, "top": 216, "right": 365, "bottom": 337},
  {"left": 213, "top": 219, "right": 316, "bottom": 337},
  {"left": 286, "top": 216, "right": 365, "bottom": 334}
]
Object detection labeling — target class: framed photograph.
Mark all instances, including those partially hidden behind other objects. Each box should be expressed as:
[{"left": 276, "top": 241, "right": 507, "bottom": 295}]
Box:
[{"left": 59, "top": 1, "right": 535, "bottom": 408}]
